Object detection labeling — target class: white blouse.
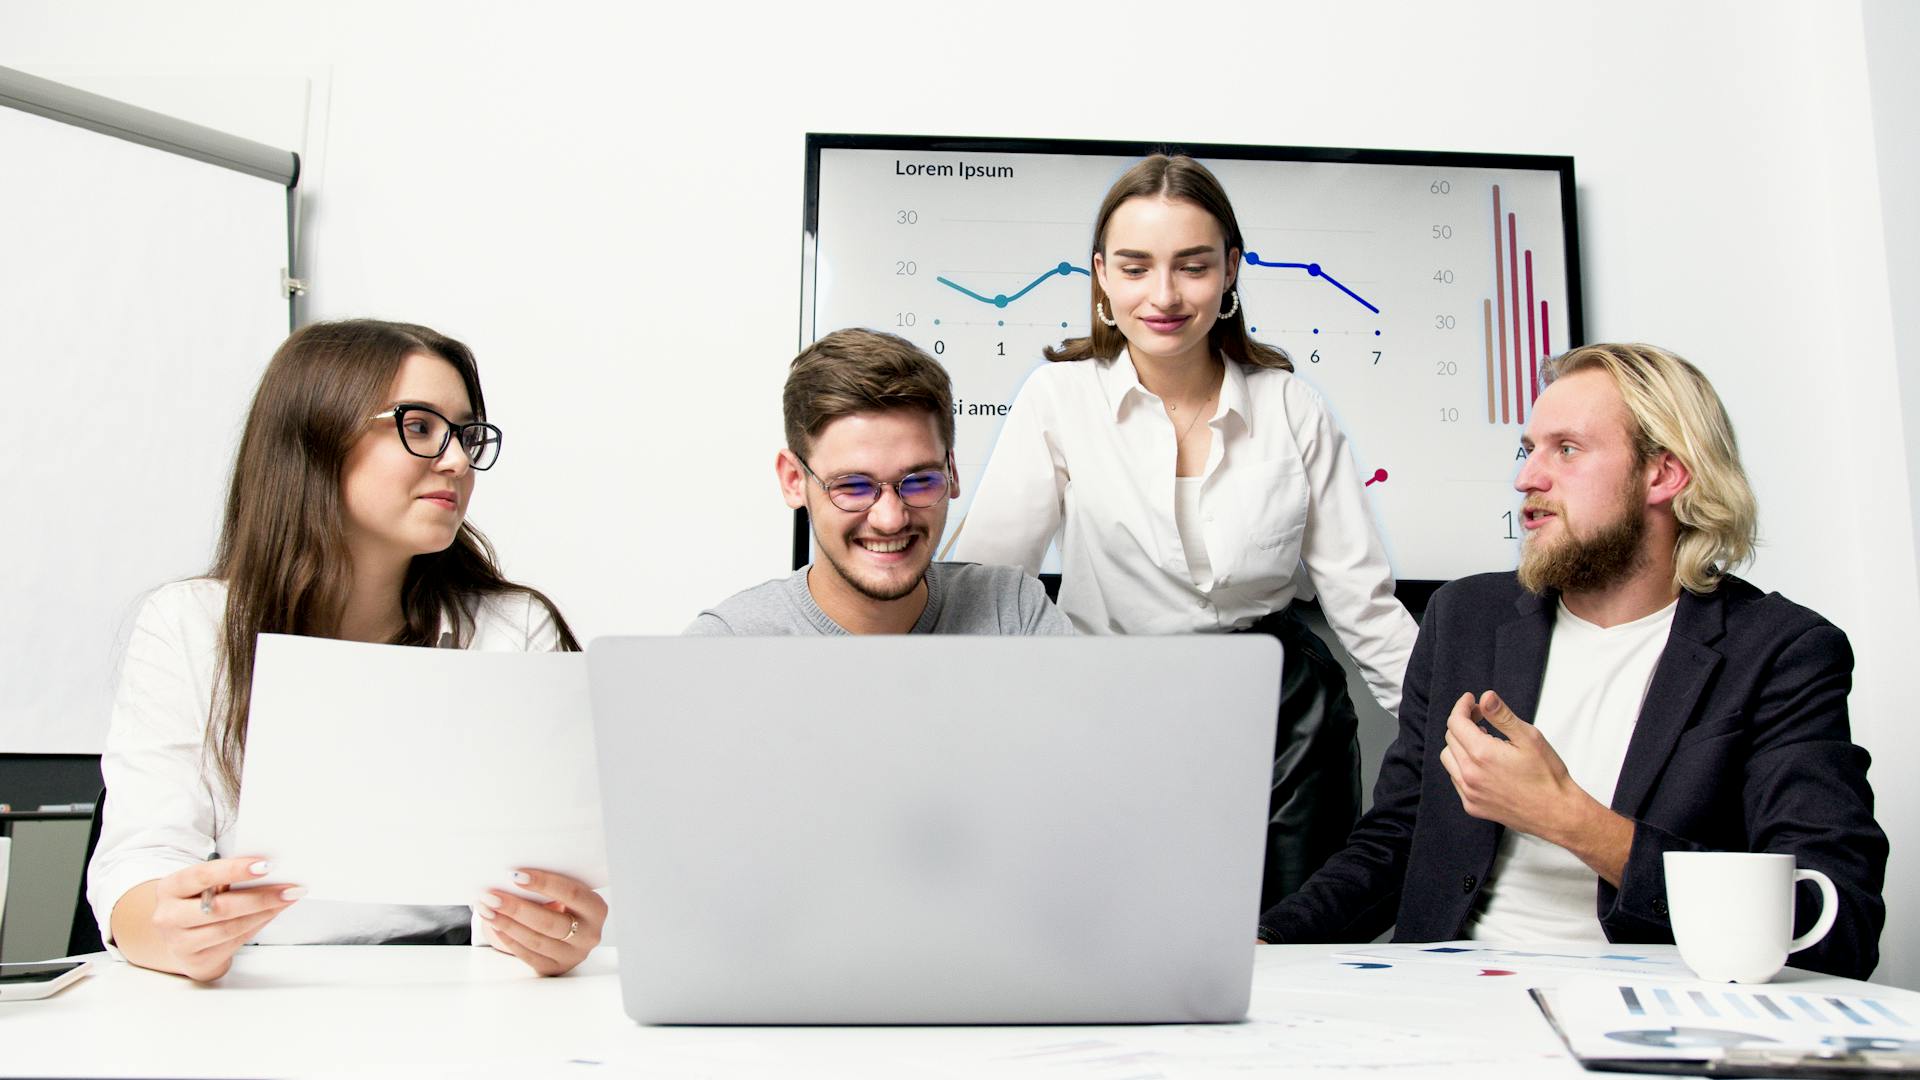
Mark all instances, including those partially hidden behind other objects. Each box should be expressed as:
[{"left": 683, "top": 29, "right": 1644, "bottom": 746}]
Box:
[
  {"left": 952, "top": 349, "right": 1416, "bottom": 714},
  {"left": 87, "top": 577, "right": 565, "bottom": 951}
]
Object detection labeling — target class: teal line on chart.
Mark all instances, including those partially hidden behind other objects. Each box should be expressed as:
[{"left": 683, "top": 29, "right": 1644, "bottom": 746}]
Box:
[
  {"left": 1243, "top": 253, "right": 1380, "bottom": 314},
  {"left": 939, "top": 256, "right": 1378, "bottom": 315},
  {"left": 936, "top": 262, "right": 1089, "bottom": 308}
]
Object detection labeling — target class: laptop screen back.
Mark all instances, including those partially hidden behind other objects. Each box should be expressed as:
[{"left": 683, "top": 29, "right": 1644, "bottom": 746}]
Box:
[{"left": 588, "top": 634, "right": 1279, "bottom": 1025}]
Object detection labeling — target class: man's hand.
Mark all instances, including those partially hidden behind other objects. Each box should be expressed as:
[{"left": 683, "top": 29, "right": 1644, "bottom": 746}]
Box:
[{"left": 1438, "top": 691, "right": 1634, "bottom": 885}]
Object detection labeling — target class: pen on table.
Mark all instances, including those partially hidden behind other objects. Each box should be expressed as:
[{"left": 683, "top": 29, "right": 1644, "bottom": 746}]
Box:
[{"left": 200, "top": 852, "right": 218, "bottom": 914}]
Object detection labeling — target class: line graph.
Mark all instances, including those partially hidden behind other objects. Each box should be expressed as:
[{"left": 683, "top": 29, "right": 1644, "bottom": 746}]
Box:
[
  {"left": 936, "top": 253, "right": 1380, "bottom": 314},
  {"left": 1242, "top": 253, "right": 1380, "bottom": 313},
  {"left": 936, "top": 261, "right": 1088, "bottom": 307}
]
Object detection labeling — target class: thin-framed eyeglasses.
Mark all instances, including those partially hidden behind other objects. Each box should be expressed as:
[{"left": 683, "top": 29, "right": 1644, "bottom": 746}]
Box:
[
  {"left": 798, "top": 456, "right": 952, "bottom": 513},
  {"left": 368, "top": 404, "right": 504, "bottom": 471}
]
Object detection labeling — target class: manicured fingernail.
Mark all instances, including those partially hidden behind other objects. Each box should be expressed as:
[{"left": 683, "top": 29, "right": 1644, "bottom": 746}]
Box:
[
  {"left": 478, "top": 892, "right": 503, "bottom": 909},
  {"left": 250, "top": 861, "right": 272, "bottom": 875},
  {"left": 280, "top": 886, "right": 307, "bottom": 901},
  {"left": 476, "top": 903, "right": 496, "bottom": 920},
  {"left": 511, "top": 871, "right": 532, "bottom": 885}
]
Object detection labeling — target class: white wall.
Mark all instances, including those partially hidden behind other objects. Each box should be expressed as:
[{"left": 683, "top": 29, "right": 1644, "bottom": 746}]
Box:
[
  {"left": 6, "top": 0, "right": 1914, "bottom": 987},
  {"left": 1860, "top": 0, "right": 1920, "bottom": 995}
]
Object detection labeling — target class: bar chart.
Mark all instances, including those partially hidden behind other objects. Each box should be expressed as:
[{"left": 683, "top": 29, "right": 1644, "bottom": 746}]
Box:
[{"left": 1485, "top": 184, "right": 1556, "bottom": 425}]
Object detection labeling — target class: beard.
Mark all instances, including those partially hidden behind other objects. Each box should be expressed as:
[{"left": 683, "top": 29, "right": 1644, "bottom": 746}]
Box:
[
  {"left": 819, "top": 545, "right": 927, "bottom": 602},
  {"left": 1516, "top": 478, "right": 1649, "bottom": 596},
  {"left": 813, "top": 519, "right": 931, "bottom": 603}
]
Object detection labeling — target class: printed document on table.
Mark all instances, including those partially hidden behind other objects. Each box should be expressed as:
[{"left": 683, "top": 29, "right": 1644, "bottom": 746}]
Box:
[
  {"left": 229, "top": 635, "right": 605, "bottom": 904},
  {"left": 1533, "top": 978, "right": 1920, "bottom": 1071}
]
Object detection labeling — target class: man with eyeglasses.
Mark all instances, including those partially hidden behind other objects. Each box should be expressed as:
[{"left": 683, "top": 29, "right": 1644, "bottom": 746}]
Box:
[{"left": 688, "top": 328, "right": 1071, "bottom": 637}]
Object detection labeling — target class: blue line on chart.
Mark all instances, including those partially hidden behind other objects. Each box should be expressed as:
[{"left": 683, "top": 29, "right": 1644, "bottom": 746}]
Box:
[
  {"left": 1243, "top": 253, "right": 1380, "bottom": 314},
  {"left": 936, "top": 262, "right": 1090, "bottom": 308}
]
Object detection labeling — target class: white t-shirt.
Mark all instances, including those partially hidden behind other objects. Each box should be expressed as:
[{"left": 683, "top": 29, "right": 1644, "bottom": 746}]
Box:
[
  {"left": 952, "top": 349, "right": 1416, "bottom": 714},
  {"left": 87, "top": 577, "right": 565, "bottom": 952},
  {"left": 1468, "top": 598, "right": 1677, "bottom": 944}
]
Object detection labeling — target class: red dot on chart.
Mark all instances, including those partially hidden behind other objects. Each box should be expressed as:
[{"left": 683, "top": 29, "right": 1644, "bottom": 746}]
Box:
[{"left": 1365, "top": 468, "right": 1389, "bottom": 486}]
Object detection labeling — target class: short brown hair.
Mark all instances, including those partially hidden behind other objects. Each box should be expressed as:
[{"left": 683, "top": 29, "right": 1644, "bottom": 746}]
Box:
[{"left": 783, "top": 328, "right": 955, "bottom": 457}]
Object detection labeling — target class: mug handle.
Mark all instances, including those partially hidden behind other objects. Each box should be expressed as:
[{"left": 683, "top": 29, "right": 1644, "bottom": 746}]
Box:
[{"left": 1787, "top": 868, "right": 1839, "bottom": 953}]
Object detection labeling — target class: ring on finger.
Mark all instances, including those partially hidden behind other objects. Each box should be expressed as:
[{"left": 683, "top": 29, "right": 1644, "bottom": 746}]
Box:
[{"left": 563, "top": 918, "right": 580, "bottom": 943}]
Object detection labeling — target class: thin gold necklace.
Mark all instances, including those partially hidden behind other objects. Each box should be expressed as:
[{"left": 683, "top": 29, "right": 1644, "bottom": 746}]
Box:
[
  {"left": 1167, "top": 367, "right": 1222, "bottom": 443},
  {"left": 1173, "top": 391, "right": 1215, "bottom": 443}
]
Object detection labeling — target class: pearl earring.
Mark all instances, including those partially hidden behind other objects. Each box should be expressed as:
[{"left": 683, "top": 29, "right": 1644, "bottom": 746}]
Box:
[
  {"left": 1218, "top": 290, "right": 1240, "bottom": 320},
  {"left": 1096, "top": 301, "right": 1118, "bottom": 328}
]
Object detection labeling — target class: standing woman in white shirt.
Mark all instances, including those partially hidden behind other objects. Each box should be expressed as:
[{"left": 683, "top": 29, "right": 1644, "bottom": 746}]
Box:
[
  {"left": 953, "top": 155, "right": 1418, "bottom": 911},
  {"left": 88, "top": 319, "right": 607, "bottom": 981}
]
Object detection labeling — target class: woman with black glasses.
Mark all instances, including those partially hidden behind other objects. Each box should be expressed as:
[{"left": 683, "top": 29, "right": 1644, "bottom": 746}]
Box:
[{"left": 87, "top": 319, "right": 606, "bottom": 981}]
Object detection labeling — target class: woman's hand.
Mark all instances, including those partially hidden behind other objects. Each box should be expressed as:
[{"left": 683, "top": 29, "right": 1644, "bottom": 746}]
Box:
[
  {"left": 111, "top": 858, "right": 304, "bottom": 981},
  {"left": 477, "top": 868, "right": 606, "bottom": 976}
]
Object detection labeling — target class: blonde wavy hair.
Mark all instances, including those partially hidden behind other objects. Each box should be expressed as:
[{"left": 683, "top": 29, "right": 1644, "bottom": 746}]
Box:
[{"left": 1542, "top": 343, "right": 1756, "bottom": 594}]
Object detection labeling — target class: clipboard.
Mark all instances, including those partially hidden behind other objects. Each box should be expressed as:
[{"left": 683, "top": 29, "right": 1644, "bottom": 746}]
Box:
[{"left": 1531, "top": 984, "right": 1920, "bottom": 1077}]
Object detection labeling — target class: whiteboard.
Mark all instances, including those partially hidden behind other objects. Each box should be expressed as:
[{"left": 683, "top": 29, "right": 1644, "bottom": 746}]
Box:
[
  {"left": 803, "top": 136, "right": 1581, "bottom": 583},
  {"left": 0, "top": 104, "right": 290, "bottom": 753}
]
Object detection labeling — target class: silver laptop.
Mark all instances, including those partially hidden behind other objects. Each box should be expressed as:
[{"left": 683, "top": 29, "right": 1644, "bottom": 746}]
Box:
[{"left": 587, "top": 635, "right": 1280, "bottom": 1025}]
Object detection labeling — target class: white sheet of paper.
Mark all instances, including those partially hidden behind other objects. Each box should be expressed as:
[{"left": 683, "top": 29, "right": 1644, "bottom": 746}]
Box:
[
  {"left": 897, "top": 1012, "right": 1566, "bottom": 1078},
  {"left": 228, "top": 634, "right": 605, "bottom": 904}
]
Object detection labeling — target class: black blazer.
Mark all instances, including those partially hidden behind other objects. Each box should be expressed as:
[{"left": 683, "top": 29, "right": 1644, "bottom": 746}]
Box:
[{"left": 1258, "top": 572, "right": 1888, "bottom": 980}]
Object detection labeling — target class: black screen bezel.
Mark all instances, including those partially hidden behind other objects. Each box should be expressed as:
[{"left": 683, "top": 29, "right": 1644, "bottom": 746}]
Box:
[{"left": 796, "top": 132, "right": 1584, "bottom": 613}]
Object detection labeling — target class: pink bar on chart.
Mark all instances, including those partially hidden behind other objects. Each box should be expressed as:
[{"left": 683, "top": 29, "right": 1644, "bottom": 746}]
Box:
[
  {"left": 1484, "top": 299, "right": 1496, "bottom": 422},
  {"left": 1542, "top": 300, "right": 1551, "bottom": 357},
  {"left": 1494, "top": 186, "right": 1509, "bottom": 424},
  {"left": 1509, "top": 212, "right": 1523, "bottom": 423},
  {"left": 1525, "top": 249, "right": 1538, "bottom": 403}
]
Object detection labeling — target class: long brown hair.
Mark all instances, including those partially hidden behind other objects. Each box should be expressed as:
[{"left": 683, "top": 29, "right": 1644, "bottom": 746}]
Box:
[
  {"left": 205, "top": 319, "right": 579, "bottom": 802},
  {"left": 1046, "top": 154, "right": 1292, "bottom": 371}
]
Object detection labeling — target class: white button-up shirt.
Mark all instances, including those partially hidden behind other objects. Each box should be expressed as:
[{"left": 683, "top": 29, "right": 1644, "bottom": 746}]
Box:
[
  {"left": 87, "top": 578, "right": 564, "bottom": 952},
  {"left": 952, "top": 349, "right": 1416, "bottom": 714}
]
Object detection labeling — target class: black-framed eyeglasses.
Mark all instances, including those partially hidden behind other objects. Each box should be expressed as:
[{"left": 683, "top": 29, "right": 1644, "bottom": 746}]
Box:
[
  {"left": 369, "top": 405, "right": 504, "bottom": 471},
  {"left": 799, "top": 456, "right": 952, "bottom": 513}
]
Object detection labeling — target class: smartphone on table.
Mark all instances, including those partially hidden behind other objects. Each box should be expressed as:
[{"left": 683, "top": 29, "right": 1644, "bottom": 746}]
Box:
[{"left": 0, "top": 960, "right": 91, "bottom": 1001}]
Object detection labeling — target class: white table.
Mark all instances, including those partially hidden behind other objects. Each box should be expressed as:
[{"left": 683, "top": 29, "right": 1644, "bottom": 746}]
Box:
[{"left": 1, "top": 944, "right": 1902, "bottom": 1078}]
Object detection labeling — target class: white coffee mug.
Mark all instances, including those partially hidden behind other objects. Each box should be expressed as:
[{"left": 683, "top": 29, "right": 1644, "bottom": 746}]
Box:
[{"left": 1664, "top": 851, "right": 1837, "bottom": 983}]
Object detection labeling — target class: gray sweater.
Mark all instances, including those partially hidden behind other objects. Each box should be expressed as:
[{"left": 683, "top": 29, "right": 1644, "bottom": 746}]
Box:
[{"left": 686, "top": 562, "right": 1072, "bottom": 636}]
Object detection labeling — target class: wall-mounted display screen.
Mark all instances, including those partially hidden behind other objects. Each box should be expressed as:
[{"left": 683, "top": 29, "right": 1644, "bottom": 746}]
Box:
[{"left": 801, "top": 134, "right": 1581, "bottom": 585}]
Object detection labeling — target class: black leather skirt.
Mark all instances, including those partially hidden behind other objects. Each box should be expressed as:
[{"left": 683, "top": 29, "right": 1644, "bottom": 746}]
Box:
[{"left": 1234, "top": 604, "right": 1363, "bottom": 911}]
